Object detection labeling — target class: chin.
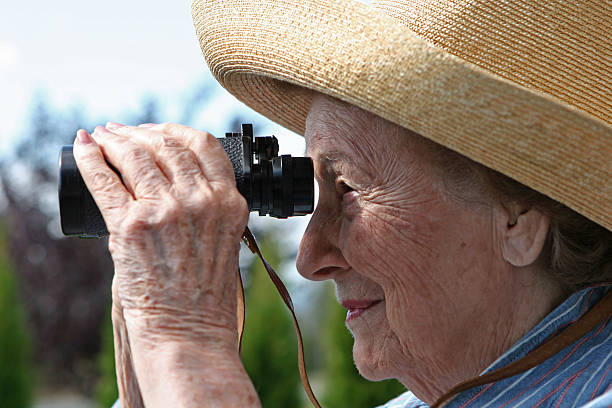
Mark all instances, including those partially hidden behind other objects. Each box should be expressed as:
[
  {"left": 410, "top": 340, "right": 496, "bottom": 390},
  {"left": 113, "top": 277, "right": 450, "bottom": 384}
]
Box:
[{"left": 352, "top": 338, "right": 395, "bottom": 382}]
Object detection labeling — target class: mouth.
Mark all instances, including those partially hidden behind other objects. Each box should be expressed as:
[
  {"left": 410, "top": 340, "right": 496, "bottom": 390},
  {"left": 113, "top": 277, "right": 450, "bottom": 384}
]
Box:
[{"left": 341, "top": 299, "right": 383, "bottom": 322}]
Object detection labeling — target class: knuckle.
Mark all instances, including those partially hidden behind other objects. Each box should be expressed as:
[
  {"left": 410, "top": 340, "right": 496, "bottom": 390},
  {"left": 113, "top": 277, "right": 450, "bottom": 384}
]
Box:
[
  {"left": 158, "top": 122, "right": 178, "bottom": 134},
  {"left": 226, "top": 189, "right": 248, "bottom": 212},
  {"left": 119, "top": 212, "right": 152, "bottom": 236},
  {"left": 160, "top": 135, "right": 184, "bottom": 149},
  {"left": 216, "top": 187, "right": 248, "bottom": 218},
  {"left": 132, "top": 171, "right": 164, "bottom": 196},
  {"left": 157, "top": 199, "right": 182, "bottom": 224},
  {"left": 123, "top": 145, "right": 150, "bottom": 164},
  {"left": 201, "top": 130, "right": 218, "bottom": 146},
  {"left": 159, "top": 124, "right": 208, "bottom": 151},
  {"left": 185, "top": 190, "right": 206, "bottom": 212},
  {"left": 200, "top": 190, "right": 221, "bottom": 212},
  {"left": 74, "top": 148, "right": 103, "bottom": 174},
  {"left": 173, "top": 149, "right": 197, "bottom": 167},
  {"left": 191, "top": 131, "right": 223, "bottom": 161},
  {"left": 90, "top": 170, "right": 115, "bottom": 193},
  {"left": 190, "top": 188, "right": 230, "bottom": 214},
  {"left": 191, "top": 134, "right": 205, "bottom": 151},
  {"left": 125, "top": 199, "right": 183, "bottom": 233},
  {"left": 118, "top": 202, "right": 181, "bottom": 235},
  {"left": 159, "top": 123, "right": 192, "bottom": 142},
  {"left": 74, "top": 146, "right": 98, "bottom": 162},
  {"left": 191, "top": 188, "right": 247, "bottom": 233}
]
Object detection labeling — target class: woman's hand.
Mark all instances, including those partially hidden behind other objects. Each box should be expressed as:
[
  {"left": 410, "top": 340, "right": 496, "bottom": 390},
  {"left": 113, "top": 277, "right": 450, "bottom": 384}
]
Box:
[
  {"left": 74, "top": 122, "right": 248, "bottom": 342},
  {"left": 72, "top": 123, "right": 258, "bottom": 407}
]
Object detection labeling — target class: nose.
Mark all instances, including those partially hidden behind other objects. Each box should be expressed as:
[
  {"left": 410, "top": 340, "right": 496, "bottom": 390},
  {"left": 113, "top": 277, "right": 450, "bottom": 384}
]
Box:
[{"left": 296, "top": 202, "right": 350, "bottom": 281}]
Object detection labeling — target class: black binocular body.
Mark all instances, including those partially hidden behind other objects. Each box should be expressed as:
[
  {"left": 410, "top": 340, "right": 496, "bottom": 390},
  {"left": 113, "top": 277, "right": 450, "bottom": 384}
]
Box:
[{"left": 58, "top": 124, "right": 314, "bottom": 238}]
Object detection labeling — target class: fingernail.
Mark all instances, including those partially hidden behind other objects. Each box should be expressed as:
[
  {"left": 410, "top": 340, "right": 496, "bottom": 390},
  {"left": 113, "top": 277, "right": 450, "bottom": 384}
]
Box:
[
  {"left": 76, "top": 129, "right": 93, "bottom": 145},
  {"left": 106, "top": 122, "right": 125, "bottom": 129}
]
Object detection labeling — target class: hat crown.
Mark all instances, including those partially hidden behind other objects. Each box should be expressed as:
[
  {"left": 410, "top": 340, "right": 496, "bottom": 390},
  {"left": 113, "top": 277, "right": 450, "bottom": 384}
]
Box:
[
  {"left": 192, "top": 0, "right": 612, "bottom": 230},
  {"left": 372, "top": 0, "right": 612, "bottom": 125}
]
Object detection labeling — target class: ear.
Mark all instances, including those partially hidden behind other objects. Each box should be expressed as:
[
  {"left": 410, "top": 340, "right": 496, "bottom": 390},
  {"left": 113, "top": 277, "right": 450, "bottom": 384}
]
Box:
[{"left": 497, "top": 204, "right": 550, "bottom": 267}]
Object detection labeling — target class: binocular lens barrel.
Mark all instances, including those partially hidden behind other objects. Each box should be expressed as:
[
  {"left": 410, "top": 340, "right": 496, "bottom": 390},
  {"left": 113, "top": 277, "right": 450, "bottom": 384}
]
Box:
[{"left": 58, "top": 126, "right": 314, "bottom": 238}]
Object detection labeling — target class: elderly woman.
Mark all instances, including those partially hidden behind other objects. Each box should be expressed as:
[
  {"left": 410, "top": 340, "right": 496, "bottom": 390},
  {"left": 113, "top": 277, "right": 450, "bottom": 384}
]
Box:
[{"left": 73, "top": 0, "right": 611, "bottom": 407}]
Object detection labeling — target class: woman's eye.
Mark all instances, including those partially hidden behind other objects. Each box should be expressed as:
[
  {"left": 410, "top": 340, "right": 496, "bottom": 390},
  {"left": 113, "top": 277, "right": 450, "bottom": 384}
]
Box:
[{"left": 336, "top": 180, "right": 353, "bottom": 196}]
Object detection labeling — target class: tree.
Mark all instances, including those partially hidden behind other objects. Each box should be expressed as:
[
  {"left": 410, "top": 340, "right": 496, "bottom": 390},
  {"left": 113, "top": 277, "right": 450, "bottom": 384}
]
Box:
[
  {"left": 0, "top": 95, "right": 134, "bottom": 393},
  {"left": 0, "top": 223, "right": 32, "bottom": 408},
  {"left": 95, "top": 303, "right": 118, "bottom": 407},
  {"left": 240, "top": 229, "right": 301, "bottom": 407},
  {"left": 322, "top": 284, "right": 405, "bottom": 407}
]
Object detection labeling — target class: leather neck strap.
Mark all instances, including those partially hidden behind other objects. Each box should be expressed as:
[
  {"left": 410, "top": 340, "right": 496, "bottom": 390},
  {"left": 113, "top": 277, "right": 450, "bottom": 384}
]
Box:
[
  {"left": 241, "top": 227, "right": 612, "bottom": 408},
  {"left": 241, "top": 227, "right": 322, "bottom": 408}
]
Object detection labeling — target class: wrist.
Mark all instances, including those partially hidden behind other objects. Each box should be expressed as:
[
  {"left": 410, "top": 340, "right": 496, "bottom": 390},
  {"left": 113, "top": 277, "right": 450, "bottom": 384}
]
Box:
[{"left": 119, "top": 307, "right": 238, "bottom": 351}]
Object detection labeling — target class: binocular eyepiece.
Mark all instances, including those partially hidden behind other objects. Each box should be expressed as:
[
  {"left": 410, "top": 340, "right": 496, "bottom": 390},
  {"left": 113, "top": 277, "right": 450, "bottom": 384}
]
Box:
[{"left": 58, "top": 124, "right": 314, "bottom": 238}]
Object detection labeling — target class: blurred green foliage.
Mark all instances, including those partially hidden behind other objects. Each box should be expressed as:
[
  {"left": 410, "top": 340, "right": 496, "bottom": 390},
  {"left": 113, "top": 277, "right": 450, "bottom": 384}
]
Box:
[
  {"left": 322, "top": 284, "right": 405, "bottom": 408},
  {"left": 0, "top": 224, "right": 32, "bottom": 408},
  {"left": 95, "top": 304, "right": 118, "bottom": 407},
  {"left": 241, "top": 230, "right": 301, "bottom": 407}
]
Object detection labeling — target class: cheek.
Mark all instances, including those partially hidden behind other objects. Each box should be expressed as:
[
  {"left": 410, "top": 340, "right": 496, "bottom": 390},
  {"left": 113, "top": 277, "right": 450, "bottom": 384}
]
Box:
[
  {"left": 338, "top": 209, "right": 431, "bottom": 333},
  {"left": 339, "top": 204, "right": 437, "bottom": 291},
  {"left": 338, "top": 203, "right": 490, "bottom": 338},
  {"left": 338, "top": 211, "right": 437, "bottom": 359},
  {"left": 338, "top": 212, "right": 393, "bottom": 281}
]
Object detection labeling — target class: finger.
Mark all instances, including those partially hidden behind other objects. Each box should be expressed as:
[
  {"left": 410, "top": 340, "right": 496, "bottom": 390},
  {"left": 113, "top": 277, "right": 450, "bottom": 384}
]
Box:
[
  {"left": 105, "top": 122, "right": 125, "bottom": 130},
  {"left": 103, "top": 125, "right": 209, "bottom": 199},
  {"left": 91, "top": 126, "right": 172, "bottom": 199},
  {"left": 106, "top": 122, "right": 156, "bottom": 129},
  {"left": 72, "top": 129, "right": 132, "bottom": 225},
  {"left": 152, "top": 123, "right": 236, "bottom": 186}
]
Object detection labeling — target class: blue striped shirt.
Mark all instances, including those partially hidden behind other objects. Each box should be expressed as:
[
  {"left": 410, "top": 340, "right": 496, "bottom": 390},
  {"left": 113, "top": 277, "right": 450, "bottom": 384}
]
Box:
[{"left": 379, "top": 286, "right": 612, "bottom": 408}]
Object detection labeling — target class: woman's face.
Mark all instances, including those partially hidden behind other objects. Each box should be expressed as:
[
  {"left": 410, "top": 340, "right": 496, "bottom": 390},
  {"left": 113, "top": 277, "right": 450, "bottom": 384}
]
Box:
[{"left": 297, "top": 95, "right": 512, "bottom": 389}]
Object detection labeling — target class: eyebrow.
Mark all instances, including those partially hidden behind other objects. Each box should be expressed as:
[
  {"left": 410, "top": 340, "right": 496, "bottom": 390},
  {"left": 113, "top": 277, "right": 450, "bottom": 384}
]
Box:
[
  {"left": 320, "top": 151, "right": 347, "bottom": 164},
  {"left": 318, "top": 152, "right": 349, "bottom": 173},
  {"left": 318, "top": 149, "right": 378, "bottom": 182}
]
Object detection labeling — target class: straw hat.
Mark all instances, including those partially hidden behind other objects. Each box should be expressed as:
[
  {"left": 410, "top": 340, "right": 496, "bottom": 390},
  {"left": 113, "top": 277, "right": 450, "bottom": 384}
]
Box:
[{"left": 191, "top": 0, "right": 612, "bottom": 231}]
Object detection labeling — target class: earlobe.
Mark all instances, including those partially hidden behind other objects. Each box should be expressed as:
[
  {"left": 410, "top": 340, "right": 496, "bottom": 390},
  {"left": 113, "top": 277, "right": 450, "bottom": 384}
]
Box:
[{"left": 499, "top": 206, "right": 550, "bottom": 267}]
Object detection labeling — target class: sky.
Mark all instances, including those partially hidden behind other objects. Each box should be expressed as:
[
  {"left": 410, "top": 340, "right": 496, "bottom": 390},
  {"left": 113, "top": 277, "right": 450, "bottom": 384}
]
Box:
[
  {"left": 1, "top": 0, "right": 197, "bottom": 150},
  {"left": 0, "top": 0, "right": 308, "bottom": 156}
]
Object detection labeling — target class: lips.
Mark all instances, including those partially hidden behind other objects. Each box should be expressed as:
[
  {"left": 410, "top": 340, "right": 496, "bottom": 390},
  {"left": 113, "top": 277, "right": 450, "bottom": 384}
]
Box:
[{"left": 341, "top": 299, "right": 383, "bottom": 322}]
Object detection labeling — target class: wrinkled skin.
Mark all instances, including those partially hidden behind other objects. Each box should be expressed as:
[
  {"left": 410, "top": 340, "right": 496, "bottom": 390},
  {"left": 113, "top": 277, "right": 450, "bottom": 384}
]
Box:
[
  {"left": 297, "top": 95, "right": 565, "bottom": 402},
  {"left": 72, "top": 94, "right": 565, "bottom": 407}
]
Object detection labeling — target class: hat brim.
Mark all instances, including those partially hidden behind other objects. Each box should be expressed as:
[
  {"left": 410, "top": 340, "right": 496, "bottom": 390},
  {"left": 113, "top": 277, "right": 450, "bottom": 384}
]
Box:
[{"left": 192, "top": 0, "right": 612, "bottom": 231}]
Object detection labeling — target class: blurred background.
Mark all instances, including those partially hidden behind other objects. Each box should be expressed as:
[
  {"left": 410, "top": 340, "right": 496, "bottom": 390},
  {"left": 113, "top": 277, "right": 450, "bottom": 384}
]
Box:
[{"left": 0, "top": 0, "right": 404, "bottom": 406}]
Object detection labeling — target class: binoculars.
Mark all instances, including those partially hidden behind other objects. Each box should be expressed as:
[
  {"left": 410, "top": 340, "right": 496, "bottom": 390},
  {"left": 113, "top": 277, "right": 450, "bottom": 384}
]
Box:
[{"left": 58, "top": 124, "right": 314, "bottom": 238}]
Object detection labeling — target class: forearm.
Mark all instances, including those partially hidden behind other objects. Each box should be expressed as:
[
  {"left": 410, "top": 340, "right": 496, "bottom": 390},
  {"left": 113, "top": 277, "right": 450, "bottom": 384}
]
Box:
[
  {"left": 113, "top": 301, "right": 260, "bottom": 408},
  {"left": 140, "top": 342, "right": 260, "bottom": 407},
  {"left": 128, "top": 337, "right": 260, "bottom": 408}
]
